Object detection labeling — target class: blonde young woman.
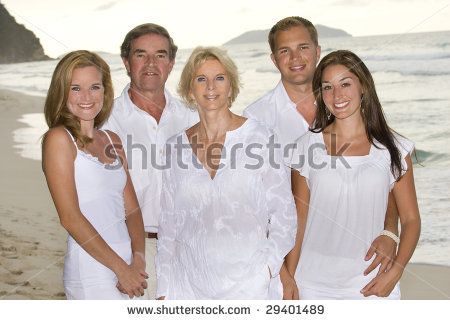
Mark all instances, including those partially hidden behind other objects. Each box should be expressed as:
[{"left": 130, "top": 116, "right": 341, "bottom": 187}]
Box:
[
  {"left": 42, "top": 50, "right": 147, "bottom": 299},
  {"left": 290, "top": 50, "right": 421, "bottom": 299},
  {"left": 156, "top": 47, "right": 297, "bottom": 299}
]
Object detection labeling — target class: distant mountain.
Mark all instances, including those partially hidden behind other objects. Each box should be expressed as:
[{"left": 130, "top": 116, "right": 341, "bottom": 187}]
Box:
[
  {"left": 0, "top": 3, "right": 50, "bottom": 64},
  {"left": 224, "top": 24, "right": 351, "bottom": 45}
]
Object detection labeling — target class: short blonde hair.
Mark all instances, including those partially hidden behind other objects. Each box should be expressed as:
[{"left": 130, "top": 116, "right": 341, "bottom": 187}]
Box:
[
  {"left": 178, "top": 46, "right": 241, "bottom": 107},
  {"left": 44, "top": 50, "right": 114, "bottom": 146}
]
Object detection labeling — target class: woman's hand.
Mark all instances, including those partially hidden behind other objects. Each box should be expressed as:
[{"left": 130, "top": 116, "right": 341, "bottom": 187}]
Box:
[
  {"left": 131, "top": 251, "right": 148, "bottom": 279},
  {"left": 364, "top": 235, "right": 397, "bottom": 276},
  {"left": 115, "top": 262, "right": 148, "bottom": 298},
  {"left": 280, "top": 264, "right": 299, "bottom": 300},
  {"left": 360, "top": 265, "right": 403, "bottom": 297}
]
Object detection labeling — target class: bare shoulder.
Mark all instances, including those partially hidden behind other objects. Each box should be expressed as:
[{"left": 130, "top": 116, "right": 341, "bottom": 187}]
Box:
[
  {"left": 42, "top": 126, "right": 76, "bottom": 172},
  {"left": 43, "top": 127, "right": 75, "bottom": 152},
  {"left": 104, "top": 130, "right": 123, "bottom": 147},
  {"left": 103, "top": 130, "right": 126, "bottom": 161}
]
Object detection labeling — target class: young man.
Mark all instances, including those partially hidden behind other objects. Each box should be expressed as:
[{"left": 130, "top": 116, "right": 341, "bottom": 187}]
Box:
[
  {"left": 103, "top": 23, "right": 198, "bottom": 298},
  {"left": 244, "top": 16, "right": 319, "bottom": 157},
  {"left": 244, "top": 17, "right": 399, "bottom": 299}
]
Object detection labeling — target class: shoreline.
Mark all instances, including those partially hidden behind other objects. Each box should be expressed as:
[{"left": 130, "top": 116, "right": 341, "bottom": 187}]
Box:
[
  {"left": 0, "top": 89, "right": 448, "bottom": 300},
  {"left": 0, "top": 89, "right": 66, "bottom": 299}
]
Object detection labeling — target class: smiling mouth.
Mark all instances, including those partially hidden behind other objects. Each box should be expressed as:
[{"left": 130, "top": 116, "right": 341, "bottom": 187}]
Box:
[
  {"left": 334, "top": 101, "right": 349, "bottom": 109},
  {"left": 204, "top": 95, "right": 219, "bottom": 101},
  {"left": 79, "top": 103, "right": 95, "bottom": 109},
  {"left": 143, "top": 71, "right": 158, "bottom": 76},
  {"left": 290, "top": 65, "right": 306, "bottom": 71}
]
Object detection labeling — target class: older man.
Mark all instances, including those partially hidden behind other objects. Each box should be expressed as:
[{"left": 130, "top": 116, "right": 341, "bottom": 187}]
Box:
[{"left": 103, "top": 23, "right": 198, "bottom": 299}]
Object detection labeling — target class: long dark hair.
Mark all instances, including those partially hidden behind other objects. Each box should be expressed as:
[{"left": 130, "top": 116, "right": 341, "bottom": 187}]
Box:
[{"left": 312, "top": 50, "right": 404, "bottom": 180}]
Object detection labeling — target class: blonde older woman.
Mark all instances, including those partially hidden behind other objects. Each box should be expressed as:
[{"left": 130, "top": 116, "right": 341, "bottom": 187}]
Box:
[{"left": 156, "top": 47, "right": 297, "bottom": 299}]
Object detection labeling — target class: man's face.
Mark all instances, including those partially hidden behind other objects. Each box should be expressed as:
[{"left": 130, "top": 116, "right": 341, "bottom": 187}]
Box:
[
  {"left": 271, "top": 25, "right": 321, "bottom": 87},
  {"left": 123, "top": 33, "right": 174, "bottom": 93}
]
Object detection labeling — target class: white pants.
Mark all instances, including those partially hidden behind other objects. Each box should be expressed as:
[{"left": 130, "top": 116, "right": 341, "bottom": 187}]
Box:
[
  {"left": 143, "top": 238, "right": 157, "bottom": 299},
  {"left": 65, "top": 283, "right": 130, "bottom": 300},
  {"left": 300, "top": 285, "right": 401, "bottom": 300}
]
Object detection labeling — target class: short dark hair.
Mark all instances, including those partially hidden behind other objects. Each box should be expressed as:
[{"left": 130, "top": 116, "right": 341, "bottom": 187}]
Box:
[
  {"left": 120, "top": 23, "right": 178, "bottom": 60},
  {"left": 268, "top": 16, "right": 318, "bottom": 53}
]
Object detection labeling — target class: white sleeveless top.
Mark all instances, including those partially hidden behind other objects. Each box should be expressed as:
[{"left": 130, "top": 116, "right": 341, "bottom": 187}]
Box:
[
  {"left": 63, "top": 129, "right": 131, "bottom": 286},
  {"left": 291, "top": 131, "right": 414, "bottom": 299}
]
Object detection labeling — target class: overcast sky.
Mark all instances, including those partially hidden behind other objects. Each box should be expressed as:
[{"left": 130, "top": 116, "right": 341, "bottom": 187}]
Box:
[{"left": 3, "top": 0, "right": 450, "bottom": 58}]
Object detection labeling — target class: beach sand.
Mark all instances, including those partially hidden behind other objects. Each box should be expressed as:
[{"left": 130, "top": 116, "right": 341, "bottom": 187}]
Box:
[{"left": 0, "top": 89, "right": 448, "bottom": 300}]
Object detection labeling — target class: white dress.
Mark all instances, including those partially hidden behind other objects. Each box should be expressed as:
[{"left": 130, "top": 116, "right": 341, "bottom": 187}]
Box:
[
  {"left": 291, "top": 131, "right": 414, "bottom": 299},
  {"left": 156, "top": 119, "right": 297, "bottom": 299},
  {"left": 63, "top": 129, "right": 131, "bottom": 300}
]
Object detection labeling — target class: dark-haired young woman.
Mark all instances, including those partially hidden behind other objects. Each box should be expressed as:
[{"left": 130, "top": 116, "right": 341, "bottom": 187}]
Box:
[{"left": 290, "top": 50, "right": 420, "bottom": 299}]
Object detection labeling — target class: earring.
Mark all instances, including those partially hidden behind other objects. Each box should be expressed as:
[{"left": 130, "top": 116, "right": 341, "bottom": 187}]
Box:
[{"left": 325, "top": 108, "right": 331, "bottom": 120}]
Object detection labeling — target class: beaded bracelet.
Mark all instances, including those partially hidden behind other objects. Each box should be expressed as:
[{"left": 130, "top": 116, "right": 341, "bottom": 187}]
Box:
[{"left": 380, "top": 230, "right": 400, "bottom": 245}]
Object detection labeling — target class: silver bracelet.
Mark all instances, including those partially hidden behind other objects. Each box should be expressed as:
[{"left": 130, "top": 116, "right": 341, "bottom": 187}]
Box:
[{"left": 380, "top": 230, "right": 400, "bottom": 245}]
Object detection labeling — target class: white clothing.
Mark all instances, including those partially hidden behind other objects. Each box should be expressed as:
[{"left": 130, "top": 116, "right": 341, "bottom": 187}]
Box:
[
  {"left": 243, "top": 81, "right": 310, "bottom": 164},
  {"left": 156, "top": 119, "right": 297, "bottom": 299},
  {"left": 291, "top": 131, "right": 414, "bottom": 299},
  {"left": 102, "top": 84, "right": 199, "bottom": 233},
  {"left": 63, "top": 129, "right": 130, "bottom": 300},
  {"left": 143, "top": 238, "right": 157, "bottom": 299}
]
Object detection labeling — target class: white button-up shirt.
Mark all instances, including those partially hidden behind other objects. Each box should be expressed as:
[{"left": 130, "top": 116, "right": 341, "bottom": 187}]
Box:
[
  {"left": 243, "top": 81, "right": 311, "bottom": 163},
  {"left": 102, "top": 84, "right": 199, "bottom": 232}
]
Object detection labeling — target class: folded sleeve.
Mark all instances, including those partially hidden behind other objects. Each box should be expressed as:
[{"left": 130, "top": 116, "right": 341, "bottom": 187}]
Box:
[{"left": 390, "top": 134, "right": 415, "bottom": 186}]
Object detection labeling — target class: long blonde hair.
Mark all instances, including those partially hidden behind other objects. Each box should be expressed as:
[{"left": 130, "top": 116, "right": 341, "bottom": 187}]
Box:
[{"left": 44, "top": 50, "right": 114, "bottom": 146}]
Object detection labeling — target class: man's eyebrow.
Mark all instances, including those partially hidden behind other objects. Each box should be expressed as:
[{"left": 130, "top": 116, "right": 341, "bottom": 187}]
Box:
[
  {"left": 276, "top": 42, "right": 311, "bottom": 50},
  {"left": 132, "top": 48, "right": 146, "bottom": 54}
]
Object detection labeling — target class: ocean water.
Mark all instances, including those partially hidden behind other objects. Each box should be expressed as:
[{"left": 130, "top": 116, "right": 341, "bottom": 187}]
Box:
[{"left": 1, "top": 31, "right": 449, "bottom": 266}]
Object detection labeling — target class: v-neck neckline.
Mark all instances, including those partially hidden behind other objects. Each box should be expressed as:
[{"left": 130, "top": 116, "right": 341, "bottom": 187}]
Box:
[{"left": 183, "top": 119, "right": 249, "bottom": 181}]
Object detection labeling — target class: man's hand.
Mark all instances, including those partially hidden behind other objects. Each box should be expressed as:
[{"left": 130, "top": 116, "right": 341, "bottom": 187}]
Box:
[{"left": 364, "top": 235, "right": 397, "bottom": 276}]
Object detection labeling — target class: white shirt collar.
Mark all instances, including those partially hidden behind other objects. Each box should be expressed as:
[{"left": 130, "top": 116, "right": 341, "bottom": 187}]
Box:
[{"left": 274, "top": 81, "right": 297, "bottom": 110}]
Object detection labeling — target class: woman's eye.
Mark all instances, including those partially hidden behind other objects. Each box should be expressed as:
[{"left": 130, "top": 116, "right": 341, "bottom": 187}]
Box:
[
  {"left": 341, "top": 82, "right": 351, "bottom": 87},
  {"left": 91, "top": 85, "right": 102, "bottom": 90},
  {"left": 216, "top": 75, "right": 225, "bottom": 81},
  {"left": 321, "top": 85, "right": 332, "bottom": 91},
  {"left": 196, "top": 76, "right": 206, "bottom": 82},
  {"left": 70, "top": 86, "right": 80, "bottom": 92}
]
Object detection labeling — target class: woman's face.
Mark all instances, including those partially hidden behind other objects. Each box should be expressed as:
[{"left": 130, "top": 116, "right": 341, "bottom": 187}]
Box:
[
  {"left": 190, "top": 58, "right": 232, "bottom": 111},
  {"left": 67, "top": 66, "right": 104, "bottom": 122},
  {"left": 321, "top": 64, "right": 363, "bottom": 121}
]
